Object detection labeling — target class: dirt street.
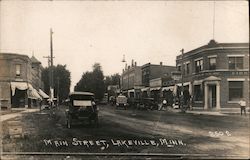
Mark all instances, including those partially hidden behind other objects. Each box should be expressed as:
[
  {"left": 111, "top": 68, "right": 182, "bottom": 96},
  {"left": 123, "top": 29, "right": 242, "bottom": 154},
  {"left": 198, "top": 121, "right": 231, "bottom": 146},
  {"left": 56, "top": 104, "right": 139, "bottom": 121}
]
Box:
[{"left": 1, "top": 104, "right": 249, "bottom": 159}]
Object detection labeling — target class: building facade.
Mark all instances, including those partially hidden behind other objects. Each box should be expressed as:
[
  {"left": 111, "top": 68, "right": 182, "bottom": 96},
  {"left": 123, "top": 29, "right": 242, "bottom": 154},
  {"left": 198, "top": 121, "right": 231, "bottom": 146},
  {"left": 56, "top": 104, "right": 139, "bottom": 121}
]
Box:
[
  {"left": 0, "top": 53, "right": 45, "bottom": 109},
  {"left": 141, "top": 62, "right": 177, "bottom": 87},
  {"left": 176, "top": 40, "right": 249, "bottom": 112},
  {"left": 121, "top": 60, "right": 142, "bottom": 98}
]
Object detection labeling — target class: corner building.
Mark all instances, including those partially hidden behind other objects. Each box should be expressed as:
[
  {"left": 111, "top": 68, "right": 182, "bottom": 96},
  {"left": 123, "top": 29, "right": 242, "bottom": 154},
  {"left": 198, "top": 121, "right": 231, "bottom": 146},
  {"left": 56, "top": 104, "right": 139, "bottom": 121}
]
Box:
[{"left": 176, "top": 40, "right": 249, "bottom": 112}]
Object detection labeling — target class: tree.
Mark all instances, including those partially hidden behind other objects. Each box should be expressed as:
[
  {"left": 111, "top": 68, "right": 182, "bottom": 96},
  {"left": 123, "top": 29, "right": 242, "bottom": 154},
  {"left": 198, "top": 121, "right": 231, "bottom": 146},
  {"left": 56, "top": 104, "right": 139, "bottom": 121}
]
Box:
[
  {"left": 104, "top": 73, "right": 120, "bottom": 92},
  {"left": 41, "top": 64, "right": 71, "bottom": 103},
  {"left": 74, "top": 63, "right": 105, "bottom": 100}
]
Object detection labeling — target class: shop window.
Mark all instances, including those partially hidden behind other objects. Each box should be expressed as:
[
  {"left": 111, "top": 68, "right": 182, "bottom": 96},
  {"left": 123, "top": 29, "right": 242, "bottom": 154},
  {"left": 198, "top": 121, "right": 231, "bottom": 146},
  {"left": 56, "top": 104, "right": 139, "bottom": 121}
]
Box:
[
  {"left": 228, "top": 57, "right": 243, "bottom": 70},
  {"left": 15, "top": 64, "right": 21, "bottom": 76},
  {"left": 229, "top": 81, "right": 243, "bottom": 101},
  {"left": 195, "top": 59, "right": 203, "bottom": 73},
  {"left": 209, "top": 57, "right": 216, "bottom": 70},
  {"left": 194, "top": 85, "right": 203, "bottom": 101}
]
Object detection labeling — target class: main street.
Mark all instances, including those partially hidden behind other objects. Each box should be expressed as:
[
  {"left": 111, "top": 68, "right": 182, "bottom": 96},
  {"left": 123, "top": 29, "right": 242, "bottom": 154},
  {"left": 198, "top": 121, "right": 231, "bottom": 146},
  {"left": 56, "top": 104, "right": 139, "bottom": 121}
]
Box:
[{"left": 1, "top": 104, "right": 249, "bottom": 159}]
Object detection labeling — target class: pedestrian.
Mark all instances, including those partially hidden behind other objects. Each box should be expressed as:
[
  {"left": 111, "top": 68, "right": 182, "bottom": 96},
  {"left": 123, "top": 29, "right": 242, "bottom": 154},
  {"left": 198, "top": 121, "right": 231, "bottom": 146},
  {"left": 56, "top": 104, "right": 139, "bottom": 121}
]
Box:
[{"left": 239, "top": 98, "right": 246, "bottom": 116}]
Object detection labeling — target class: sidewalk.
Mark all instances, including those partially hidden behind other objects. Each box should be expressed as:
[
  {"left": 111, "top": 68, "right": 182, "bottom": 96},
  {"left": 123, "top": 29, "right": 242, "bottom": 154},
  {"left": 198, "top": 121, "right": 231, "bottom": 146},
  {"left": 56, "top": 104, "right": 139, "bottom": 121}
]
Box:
[
  {"left": 0, "top": 108, "right": 39, "bottom": 122},
  {"left": 186, "top": 110, "right": 226, "bottom": 116},
  {"left": 166, "top": 107, "right": 227, "bottom": 116}
]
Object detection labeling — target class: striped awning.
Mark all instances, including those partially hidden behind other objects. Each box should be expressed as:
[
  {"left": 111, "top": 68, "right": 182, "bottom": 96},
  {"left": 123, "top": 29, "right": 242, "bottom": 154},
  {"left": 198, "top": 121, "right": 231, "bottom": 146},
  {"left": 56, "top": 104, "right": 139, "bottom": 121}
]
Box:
[
  {"left": 28, "top": 84, "right": 42, "bottom": 100},
  {"left": 38, "top": 89, "right": 49, "bottom": 99},
  {"left": 150, "top": 87, "right": 161, "bottom": 91},
  {"left": 162, "top": 86, "right": 174, "bottom": 91},
  {"left": 141, "top": 87, "right": 150, "bottom": 92}
]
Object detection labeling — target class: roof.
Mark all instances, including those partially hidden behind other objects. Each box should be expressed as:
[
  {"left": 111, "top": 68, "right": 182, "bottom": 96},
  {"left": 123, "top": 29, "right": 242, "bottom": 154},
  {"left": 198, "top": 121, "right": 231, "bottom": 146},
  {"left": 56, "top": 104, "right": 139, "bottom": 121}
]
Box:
[
  {"left": 69, "top": 92, "right": 94, "bottom": 96},
  {"left": 176, "top": 40, "right": 249, "bottom": 59},
  {"left": 30, "top": 55, "right": 41, "bottom": 64}
]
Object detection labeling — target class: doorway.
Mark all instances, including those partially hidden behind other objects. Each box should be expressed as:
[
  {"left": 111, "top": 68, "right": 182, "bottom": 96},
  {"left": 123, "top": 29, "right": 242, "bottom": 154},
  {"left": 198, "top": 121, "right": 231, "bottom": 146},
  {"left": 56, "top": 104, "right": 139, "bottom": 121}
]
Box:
[{"left": 208, "top": 85, "right": 216, "bottom": 108}]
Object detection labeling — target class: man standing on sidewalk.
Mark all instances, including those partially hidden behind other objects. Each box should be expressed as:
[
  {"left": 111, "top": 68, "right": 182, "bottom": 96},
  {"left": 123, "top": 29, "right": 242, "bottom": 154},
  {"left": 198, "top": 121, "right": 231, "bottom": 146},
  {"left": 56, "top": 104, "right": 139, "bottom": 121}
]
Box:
[{"left": 239, "top": 98, "right": 246, "bottom": 116}]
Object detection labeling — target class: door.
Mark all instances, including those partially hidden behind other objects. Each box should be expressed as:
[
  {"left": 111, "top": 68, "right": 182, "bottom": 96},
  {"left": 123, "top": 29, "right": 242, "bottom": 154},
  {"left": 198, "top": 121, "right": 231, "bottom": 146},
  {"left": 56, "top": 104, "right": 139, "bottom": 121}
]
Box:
[{"left": 208, "top": 85, "right": 216, "bottom": 108}]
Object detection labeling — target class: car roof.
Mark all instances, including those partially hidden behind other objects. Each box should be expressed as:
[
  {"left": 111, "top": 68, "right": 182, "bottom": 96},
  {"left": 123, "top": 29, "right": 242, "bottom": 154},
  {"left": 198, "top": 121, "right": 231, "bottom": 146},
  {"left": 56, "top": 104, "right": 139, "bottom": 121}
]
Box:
[{"left": 69, "top": 92, "right": 94, "bottom": 96}]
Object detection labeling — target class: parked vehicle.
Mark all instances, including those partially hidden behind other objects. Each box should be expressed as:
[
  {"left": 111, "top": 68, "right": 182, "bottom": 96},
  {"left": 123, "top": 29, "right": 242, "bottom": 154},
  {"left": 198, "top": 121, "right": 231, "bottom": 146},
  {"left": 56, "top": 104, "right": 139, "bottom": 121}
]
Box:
[
  {"left": 116, "top": 94, "right": 128, "bottom": 109},
  {"left": 109, "top": 96, "right": 116, "bottom": 106},
  {"left": 136, "top": 98, "right": 158, "bottom": 110},
  {"left": 99, "top": 93, "right": 108, "bottom": 104},
  {"left": 65, "top": 92, "right": 98, "bottom": 128}
]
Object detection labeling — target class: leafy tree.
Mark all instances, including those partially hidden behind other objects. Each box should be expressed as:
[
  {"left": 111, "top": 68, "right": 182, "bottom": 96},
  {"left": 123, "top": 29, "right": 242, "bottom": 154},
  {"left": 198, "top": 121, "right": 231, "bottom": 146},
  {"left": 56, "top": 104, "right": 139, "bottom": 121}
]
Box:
[
  {"left": 74, "top": 63, "right": 105, "bottom": 100},
  {"left": 104, "top": 73, "right": 120, "bottom": 92},
  {"left": 41, "top": 64, "right": 71, "bottom": 103},
  {"left": 104, "top": 73, "right": 121, "bottom": 98}
]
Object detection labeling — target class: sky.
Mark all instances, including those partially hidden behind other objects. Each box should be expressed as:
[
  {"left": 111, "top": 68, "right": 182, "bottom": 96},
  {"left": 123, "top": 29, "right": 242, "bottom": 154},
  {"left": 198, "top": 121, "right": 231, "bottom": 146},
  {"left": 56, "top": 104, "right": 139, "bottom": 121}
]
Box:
[{"left": 0, "top": 0, "right": 249, "bottom": 91}]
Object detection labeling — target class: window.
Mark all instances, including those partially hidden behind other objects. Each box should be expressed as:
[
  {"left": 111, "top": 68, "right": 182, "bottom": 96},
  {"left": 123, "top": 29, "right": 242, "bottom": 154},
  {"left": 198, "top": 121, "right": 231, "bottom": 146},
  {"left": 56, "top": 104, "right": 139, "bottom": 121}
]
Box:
[
  {"left": 228, "top": 57, "right": 243, "bottom": 70},
  {"left": 195, "top": 59, "right": 203, "bottom": 73},
  {"left": 177, "top": 65, "right": 181, "bottom": 72},
  {"left": 209, "top": 57, "right": 216, "bottom": 70},
  {"left": 194, "top": 85, "right": 203, "bottom": 101},
  {"left": 229, "top": 81, "right": 243, "bottom": 101},
  {"left": 186, "top": 63, "right": 190, "bottom": 74},
  {"left": 15, "top": 64, "right": 21, "bottom": 76}
]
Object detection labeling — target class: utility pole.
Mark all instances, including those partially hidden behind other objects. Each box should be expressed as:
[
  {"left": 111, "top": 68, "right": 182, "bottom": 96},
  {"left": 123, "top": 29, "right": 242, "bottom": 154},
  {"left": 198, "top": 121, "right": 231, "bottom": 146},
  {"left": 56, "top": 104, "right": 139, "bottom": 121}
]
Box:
[
  {"left": 43, "top": 56, "right": 51, "bottom": 67},
  {"left": 180, "top": 48, "right": 185, "bottom": 113},
  {"left": 50, "top": 28, "right": 54, "bottom": 105},
  {"left": 57, "top": 77, "right": 59, "bottom": 106}
]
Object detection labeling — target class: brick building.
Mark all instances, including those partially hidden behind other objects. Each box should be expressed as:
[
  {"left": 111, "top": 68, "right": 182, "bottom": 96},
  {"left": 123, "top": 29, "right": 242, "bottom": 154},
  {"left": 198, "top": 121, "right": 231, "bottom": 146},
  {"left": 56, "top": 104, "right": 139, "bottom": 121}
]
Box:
[
  {"left": 141, "top": 62, "right": 177, "bottom": 99},
  {"left": 176, "top": 40, "right": 249, "bottom": 112},
  {"left": 120, "top": 60, "right": 142, "bottom": 98},
  {"left": 0, "top": 53, "right": 46, "bottom": 109}
]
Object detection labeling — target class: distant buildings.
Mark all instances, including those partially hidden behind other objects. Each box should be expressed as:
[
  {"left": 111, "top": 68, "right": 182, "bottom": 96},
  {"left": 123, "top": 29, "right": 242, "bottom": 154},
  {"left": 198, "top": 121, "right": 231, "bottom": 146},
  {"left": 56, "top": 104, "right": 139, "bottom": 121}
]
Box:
[
  {"left": 0, "top": 53, "right": 47, "bottom": 109},
  {"left": 121, "top": 60, "right": 177, "bottom": 101}
]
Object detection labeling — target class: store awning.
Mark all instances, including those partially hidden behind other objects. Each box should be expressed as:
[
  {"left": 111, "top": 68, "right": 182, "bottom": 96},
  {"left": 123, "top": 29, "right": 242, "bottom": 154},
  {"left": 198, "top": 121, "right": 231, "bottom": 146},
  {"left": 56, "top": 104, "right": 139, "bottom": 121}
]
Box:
[
  {"left": 176, "top": 82, "right": 190, "bottom": 87},
  {"left": 10, "top": 82, "right": 29, "bottom": 96},
  {"left": 128, "top": 89, "right": 134, "bottom": 93},
  {"left": 38, "top": 89, "right": 49, "bottom": 99},
  {"left": 141, "top": 87, "right": 150, "bottom": 92},
  {"left": 28, "top": 84, "right": 42, "bottom": 100},
  {"left": 150, "top": 87, "right": 161, "bottom": 91},
  {"left": 162, "top": 86, "right": 174, "bottom": 91},
  {"left": 193, "top": 80, "right": 203, "bottom": 85}
]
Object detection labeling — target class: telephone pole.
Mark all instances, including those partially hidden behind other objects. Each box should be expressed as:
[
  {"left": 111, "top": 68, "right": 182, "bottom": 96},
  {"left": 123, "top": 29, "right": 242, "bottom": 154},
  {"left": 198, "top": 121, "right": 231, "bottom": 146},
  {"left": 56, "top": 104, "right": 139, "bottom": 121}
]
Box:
[{"left": 50, "top": 28, "right": 54, "bottom": 103}]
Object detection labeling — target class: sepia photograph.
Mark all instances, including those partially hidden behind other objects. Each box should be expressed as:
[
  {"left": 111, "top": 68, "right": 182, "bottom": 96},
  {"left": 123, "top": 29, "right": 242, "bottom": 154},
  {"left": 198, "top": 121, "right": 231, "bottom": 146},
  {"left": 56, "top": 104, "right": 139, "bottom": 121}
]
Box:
[{"left": 0, "top": 0, "right": 249, "bottom": 159}]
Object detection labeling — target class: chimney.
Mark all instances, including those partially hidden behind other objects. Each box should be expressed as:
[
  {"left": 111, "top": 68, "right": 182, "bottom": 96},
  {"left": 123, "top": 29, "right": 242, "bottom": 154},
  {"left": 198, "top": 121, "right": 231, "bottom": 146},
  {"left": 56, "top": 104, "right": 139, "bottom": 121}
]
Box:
[
  {"left": 125, "top": 63, "right": 127, "bottom": 70},
  {"left": 135, "top": 61, "right": 137, "bottom": 67},
  {"left": 131, "top": 59, "right": 134, "bottom": 67},
  {"left": 160, "top": 62, "right": 163, "bottom": 66}
]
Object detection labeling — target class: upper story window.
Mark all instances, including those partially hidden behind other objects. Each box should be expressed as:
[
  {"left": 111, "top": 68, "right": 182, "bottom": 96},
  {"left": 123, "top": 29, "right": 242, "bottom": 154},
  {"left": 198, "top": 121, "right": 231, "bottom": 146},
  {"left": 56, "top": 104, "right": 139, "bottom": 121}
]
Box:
[
  {"left": 15, "top": 64, "right": 21, "bottom": 76},
  {"left": 228, "top": 56, "right": 243, "bottom": 70},
  {"left": 177, "top": 65, "right": 181, "bottom": 72},
  {"left": 186, "top": 63, "right": 190, "bottom": 74},
  {"left": 209, "top": 57, "right": 216, "bottom": 70},
  {"left": 195, "top": 59, "right": 203, "bottom": 73}
]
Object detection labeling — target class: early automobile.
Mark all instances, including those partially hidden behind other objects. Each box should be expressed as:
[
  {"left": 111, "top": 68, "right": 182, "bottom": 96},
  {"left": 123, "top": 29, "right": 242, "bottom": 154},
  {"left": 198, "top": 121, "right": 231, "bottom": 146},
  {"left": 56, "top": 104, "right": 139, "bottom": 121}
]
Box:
[
  {"left": 65, "top": 92, "right": 98, "bottom": 128},
  {"left": 116, "top": 94, "right": 128, "bottom": 109},
  {"left": 137, "top": 98, "right": 158, "bottom": 110}
]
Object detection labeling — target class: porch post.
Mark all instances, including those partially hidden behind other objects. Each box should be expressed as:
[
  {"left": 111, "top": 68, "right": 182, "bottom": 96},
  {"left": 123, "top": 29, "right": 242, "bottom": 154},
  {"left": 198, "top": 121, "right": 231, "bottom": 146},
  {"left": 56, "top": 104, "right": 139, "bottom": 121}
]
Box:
[
  {"left": 216, "top": 81, "right": 221, "bottom": 110},
  {"left": 204, "top": 82, "right": 208, "bottom": 110}
]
